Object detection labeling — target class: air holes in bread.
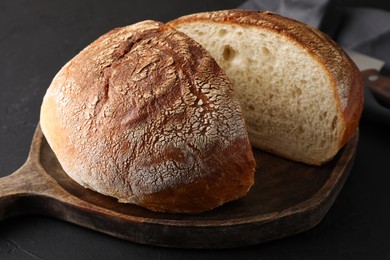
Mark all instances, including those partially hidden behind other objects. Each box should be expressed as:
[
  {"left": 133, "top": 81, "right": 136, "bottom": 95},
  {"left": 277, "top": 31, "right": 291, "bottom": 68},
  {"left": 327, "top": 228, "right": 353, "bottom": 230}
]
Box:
[
  {"left": 222, "top": 45, "right": 236, "bottom": 62},
  {"left": 218, "top": 28, "right": 227, "bottom": 36},
  {"left": 262, "top": 47, "right": 271, "bottom": 56},
  {"left": 194, "top": 30, "right": 204, "bottom": 36}
]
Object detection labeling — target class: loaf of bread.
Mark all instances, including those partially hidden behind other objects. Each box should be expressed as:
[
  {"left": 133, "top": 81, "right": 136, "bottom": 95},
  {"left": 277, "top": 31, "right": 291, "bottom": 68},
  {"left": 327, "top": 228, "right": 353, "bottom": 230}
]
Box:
[
  {"left": 169, "top": 10, "right": 364, "bottom": 165},
  {"left": 40, "top": 20, "right": 256, "bottom": 213}
]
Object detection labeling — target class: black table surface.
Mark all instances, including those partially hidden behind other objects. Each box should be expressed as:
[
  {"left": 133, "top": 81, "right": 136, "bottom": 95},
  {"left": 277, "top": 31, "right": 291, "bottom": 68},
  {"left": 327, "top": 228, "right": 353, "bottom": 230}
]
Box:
[{"left": 1, "top": 0, "right": 390, "bottom": 259}]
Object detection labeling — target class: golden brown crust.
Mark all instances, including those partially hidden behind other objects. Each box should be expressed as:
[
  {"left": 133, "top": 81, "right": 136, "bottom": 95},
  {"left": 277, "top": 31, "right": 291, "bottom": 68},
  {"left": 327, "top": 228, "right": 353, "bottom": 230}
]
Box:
[
  {"left": 338, "top": 55, "right": 364, "bottom": 147},
  {"left": 40, "top": 20, "right": 255, "bottom": 213},
  {"left": 168, "top": 10, "right": 363, "bottom": 156},
  {"left": 140, "top": 138, "right": 255, "bottom": 213}
]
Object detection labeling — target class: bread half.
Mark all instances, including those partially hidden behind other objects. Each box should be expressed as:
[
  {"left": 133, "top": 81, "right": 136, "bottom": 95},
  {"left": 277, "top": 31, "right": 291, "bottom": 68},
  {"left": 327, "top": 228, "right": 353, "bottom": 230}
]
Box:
[
  {"left": 40, "top": 20, "right": 255, "bottom": 213},
  {"left": 169, "top": 10, "right": 363, "bottom": 165}
]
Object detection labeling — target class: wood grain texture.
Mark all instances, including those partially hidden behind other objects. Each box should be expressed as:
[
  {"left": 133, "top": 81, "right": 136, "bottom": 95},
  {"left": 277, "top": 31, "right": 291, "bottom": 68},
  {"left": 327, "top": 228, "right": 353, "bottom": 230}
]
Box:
[{"left": 0, "top": 124, "right": 358, "bottom": 248}]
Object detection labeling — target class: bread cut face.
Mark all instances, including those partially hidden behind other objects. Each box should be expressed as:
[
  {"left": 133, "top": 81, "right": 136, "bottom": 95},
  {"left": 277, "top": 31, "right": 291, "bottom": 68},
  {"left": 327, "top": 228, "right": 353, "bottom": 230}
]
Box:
[
  {"left": 169, "top": 10, "right": 363, "bottom": 165},
  {"left": 40, "top": 20, "right": 255, "bottom": 213}
]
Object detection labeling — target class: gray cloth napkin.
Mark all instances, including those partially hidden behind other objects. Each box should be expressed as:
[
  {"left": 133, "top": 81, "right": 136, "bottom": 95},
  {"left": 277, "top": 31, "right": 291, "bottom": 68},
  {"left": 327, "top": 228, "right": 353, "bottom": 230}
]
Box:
[
  {"left": 238, "top": 0, "right": 390, "bottom": 126},
  {"left": 239, "top": 0, "right": 334, "bottom": 29}
]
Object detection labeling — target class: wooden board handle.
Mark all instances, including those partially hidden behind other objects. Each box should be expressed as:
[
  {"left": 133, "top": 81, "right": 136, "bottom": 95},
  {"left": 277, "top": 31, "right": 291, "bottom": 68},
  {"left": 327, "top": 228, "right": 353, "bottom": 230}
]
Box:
[
  {"left": 0, "top": 124, "right": 70, "bottom": 221},
  {"left": 0, "top": 123, "right": 113, "bottom": 223},
  {"left": 0, "top": 162, "right": 44, "bottom": 220}
]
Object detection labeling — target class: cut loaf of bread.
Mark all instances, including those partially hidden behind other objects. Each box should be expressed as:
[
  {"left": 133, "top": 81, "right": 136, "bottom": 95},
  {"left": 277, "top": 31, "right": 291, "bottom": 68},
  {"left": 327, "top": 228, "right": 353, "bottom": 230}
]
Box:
[
  {"left": 169, "top": 10, "right": 364, "bottom": 165},
  {"left": 40, "top": 20, "right": 255, "bottom": 213}
]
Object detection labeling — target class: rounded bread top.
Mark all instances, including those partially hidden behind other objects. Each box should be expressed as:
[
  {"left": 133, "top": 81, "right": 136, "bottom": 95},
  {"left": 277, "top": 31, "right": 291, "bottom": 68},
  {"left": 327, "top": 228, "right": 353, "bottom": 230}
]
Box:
[{"left": 40, "top": 20, "right": 255, "bottom": 210}]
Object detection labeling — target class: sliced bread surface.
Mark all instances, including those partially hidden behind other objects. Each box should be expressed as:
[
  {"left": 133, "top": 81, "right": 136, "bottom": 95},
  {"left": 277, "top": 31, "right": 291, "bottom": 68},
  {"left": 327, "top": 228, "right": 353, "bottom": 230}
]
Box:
[{"left": 169, "top": 10, "right": 363, "bottom": 165}]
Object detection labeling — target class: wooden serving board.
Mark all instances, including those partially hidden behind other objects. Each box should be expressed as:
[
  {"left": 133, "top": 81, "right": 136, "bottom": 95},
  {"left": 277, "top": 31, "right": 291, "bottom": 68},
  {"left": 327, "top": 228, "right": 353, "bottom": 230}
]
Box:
[{"left": 0, "top": 124, "right": 358, "bottom": 248}]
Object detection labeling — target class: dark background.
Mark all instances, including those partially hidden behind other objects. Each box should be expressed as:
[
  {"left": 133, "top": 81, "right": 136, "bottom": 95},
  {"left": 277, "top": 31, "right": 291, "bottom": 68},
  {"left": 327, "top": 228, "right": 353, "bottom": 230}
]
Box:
[
  {"left": 342, "top": 0, "right": 390, "bottom": 11},
  {"left": 1, "top": 0, "right": 390, "bottom": 259}
]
